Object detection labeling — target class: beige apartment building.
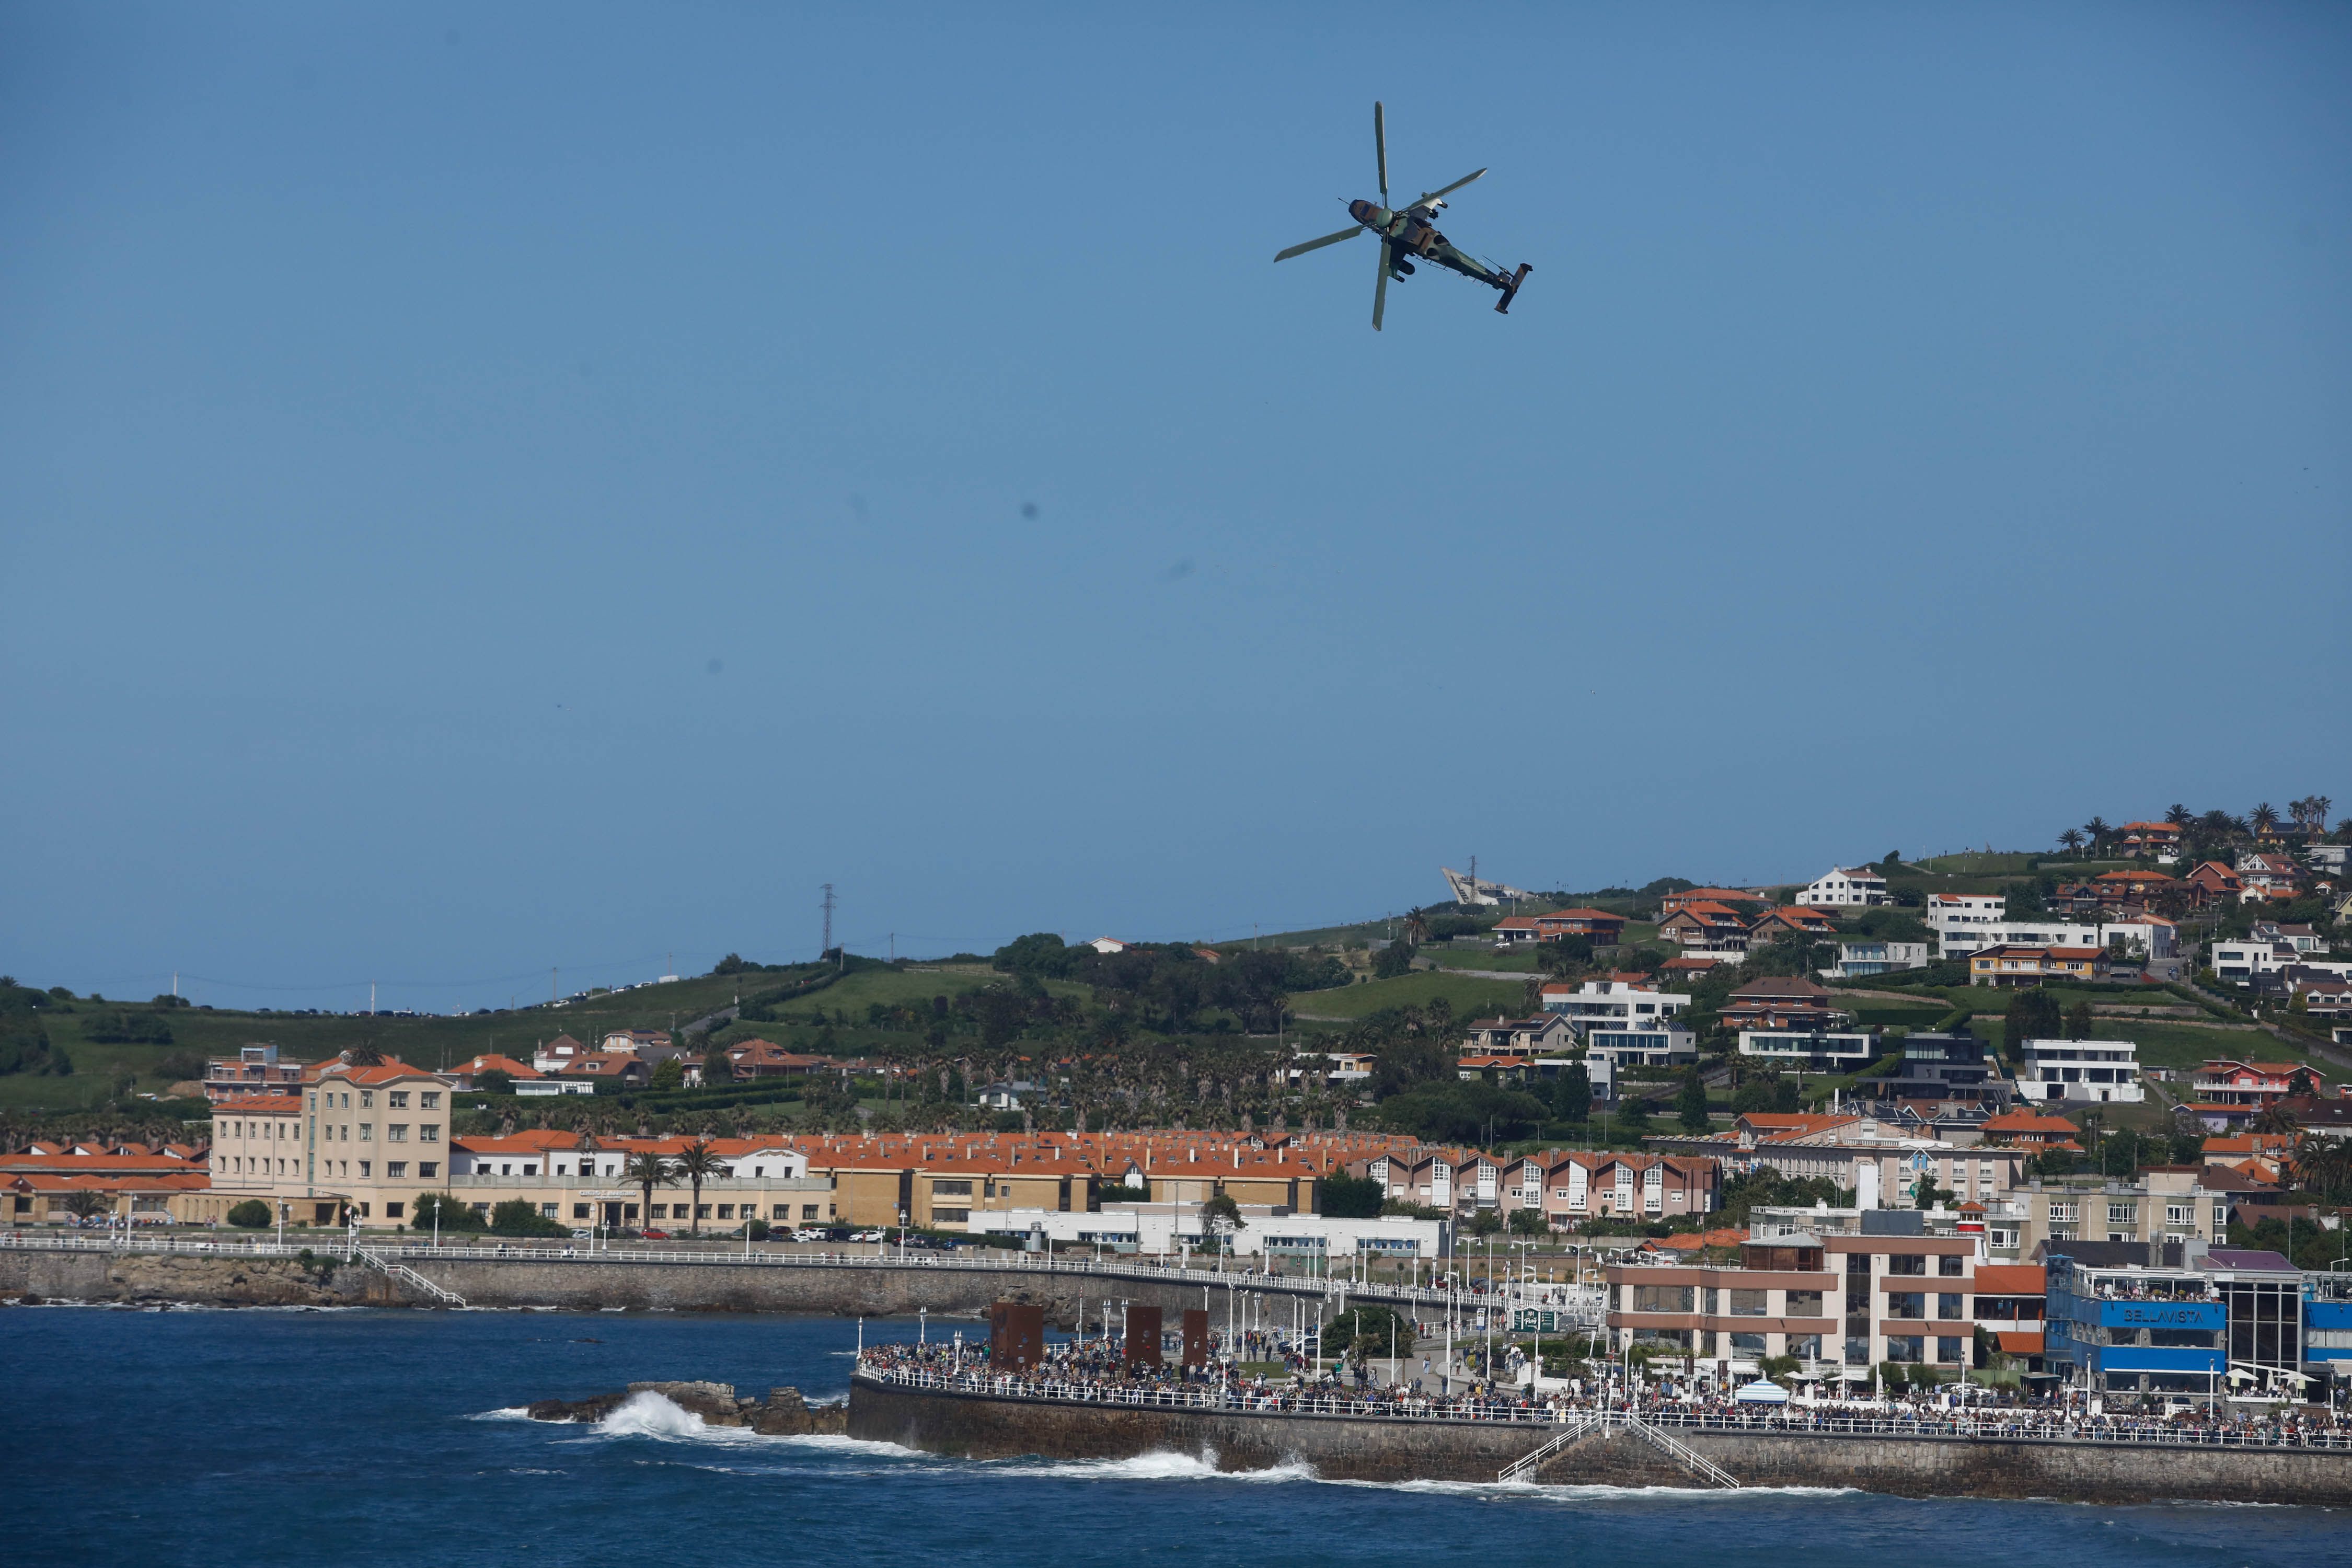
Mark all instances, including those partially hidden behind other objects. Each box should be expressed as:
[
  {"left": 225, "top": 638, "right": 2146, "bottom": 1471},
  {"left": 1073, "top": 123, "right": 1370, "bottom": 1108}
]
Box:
[{"left": 1608, "top": 1218, "right": 1979, "bottom": 1378}]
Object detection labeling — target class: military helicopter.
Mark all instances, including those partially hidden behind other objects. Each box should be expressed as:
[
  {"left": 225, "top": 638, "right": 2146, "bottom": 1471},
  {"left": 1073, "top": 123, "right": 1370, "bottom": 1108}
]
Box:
[{"left": 1273, "top": 101, "right": 1531, "bottom": 331}]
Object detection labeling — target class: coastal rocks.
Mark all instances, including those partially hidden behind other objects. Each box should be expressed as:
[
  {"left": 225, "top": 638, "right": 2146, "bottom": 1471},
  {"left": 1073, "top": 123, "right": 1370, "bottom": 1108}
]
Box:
[
  {"left": 524, "top": 1382, "right": 846, "bottom": 1435},
  {"left": 0, "top": 1250, "right": 390, "bottom": 1309}
]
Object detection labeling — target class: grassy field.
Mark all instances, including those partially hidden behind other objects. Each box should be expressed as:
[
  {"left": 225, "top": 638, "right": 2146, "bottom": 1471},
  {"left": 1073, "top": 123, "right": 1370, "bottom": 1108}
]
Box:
[
  {"left": 1289, "top": 971, "right": 1529, "bottom": 1024},
  {"left": 1431, "top": 948, "right": 1542, "bottom": 973},
  {"left": 1846, "top": 1000, "right": 1954, "bottom": 1028}
]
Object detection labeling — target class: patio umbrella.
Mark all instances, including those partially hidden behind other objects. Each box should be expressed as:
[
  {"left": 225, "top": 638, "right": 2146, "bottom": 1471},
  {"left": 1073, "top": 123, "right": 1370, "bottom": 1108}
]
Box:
[{"left": 1735, "top": 1379, "right": 1790, "bottom": 1404}]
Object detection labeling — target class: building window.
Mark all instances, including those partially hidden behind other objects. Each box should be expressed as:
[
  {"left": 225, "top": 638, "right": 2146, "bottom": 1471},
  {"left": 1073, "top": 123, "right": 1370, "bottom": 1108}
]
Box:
[
  {"left": 388, "top": 1125, "right": 408, "bottom": 1143},
  {"left": 421, "top": 1092, "right": 440, "bottom": 1110},
  {"left": 389, "top": 1092, "right": 408, "bottom": 1109},
  {"left": 1938, "top": 1255, "right": 1963, "bottom": 1277},
  {"left": 933, "top": 1180, "right": 973, "bottom": 1196},
  {"left": 359, "top": 1123, "right": 373, "bottom": 1142},
  {"left": 1728, "top": 1289, "right": 1769, "bottom": 1317},
  {"left": 420, "top": 1125, "right": 440, "bottom": 1143},
  {"left": 419, "top": 1162, "right": 437, "bottom": 1179},
  {"left": 771, "top": 1205, "right": 790, "bottom": 1220},
  {"left": 385, "top": 1203, "right": 405, "bottom": 1219},
  {"left": 2107, "top": 1203, "right": 2136, "bottom": 1225},
  {"left": 1937, "top": 1293, "right": 1964, "bottom": 1320},
  {"left": 717, "top": 1205, "right": 734, "bottom": 1220},
  {"left": 1885, "top": 1336, "right": 1924, "bottom": 1363},
  {"left": 1787, "top": 1334, "right": 1823, "bottom": 1359},
  {"left": 386, "top": 1162, "right": 407, "bottom": 1179},
  {"left": 1888, "top": 1292, "right": 1926, "bottom": 1319},
  {"left": 1629, "top": 1284, "right": 1696, "bottom": 1313},
  {"left": 573, "top": 1204, "right": 591, "bottom": 1219},
  {"left": 802, "top": 1205, "right": 821, "bottom": 1220},
  {"left": 1936, "top": 1336, "right": 1965, "bottom": 1364},
  {"left": 360, "top": 1091, "right": 374, "bottom": 1109},
  {"left": 358, "top": 1160, "right": 371, "bottom": 1178},
  {"left": 933, "top": 1207, "right": 970, "bottom": 1224}
]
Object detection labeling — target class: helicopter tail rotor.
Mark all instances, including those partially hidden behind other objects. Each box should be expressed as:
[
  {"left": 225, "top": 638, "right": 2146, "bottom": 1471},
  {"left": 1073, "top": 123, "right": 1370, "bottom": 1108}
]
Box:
[{"left": 1494, "top": 262, "right": 1532, "bottom": 315}]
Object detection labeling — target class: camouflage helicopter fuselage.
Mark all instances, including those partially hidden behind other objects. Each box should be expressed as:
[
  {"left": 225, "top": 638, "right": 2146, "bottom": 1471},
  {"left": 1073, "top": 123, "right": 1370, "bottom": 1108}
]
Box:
[{"left": 1346, "top": 198, "right": 1514, "bottom": 292}]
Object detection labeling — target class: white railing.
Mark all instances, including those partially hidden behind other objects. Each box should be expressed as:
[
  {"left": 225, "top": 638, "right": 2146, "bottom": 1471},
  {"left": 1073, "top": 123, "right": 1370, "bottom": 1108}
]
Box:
[
  {"left": 1623, "top": 1410, "right": 1740, "bottom": 1486},
  {"left": 1497, "top": 1411, "right": 1603, "bottom": 1481},
  {"left": 354, "top": 1245, "right": 467, "bottom": 1307}
]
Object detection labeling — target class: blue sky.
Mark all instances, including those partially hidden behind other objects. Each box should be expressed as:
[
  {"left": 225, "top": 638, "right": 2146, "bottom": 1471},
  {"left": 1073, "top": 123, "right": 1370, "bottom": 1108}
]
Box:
[{"left": 3, "top": 4, "right": 2346, "bottom": 1010}]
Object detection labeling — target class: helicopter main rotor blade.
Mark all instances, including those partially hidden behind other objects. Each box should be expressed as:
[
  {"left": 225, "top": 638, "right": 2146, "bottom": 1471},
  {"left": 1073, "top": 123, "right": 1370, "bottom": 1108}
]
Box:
[
  {"left": 1274, "top": 226, "right": 1362, "bottom": 262},
  {"left": 1409, "top": 168, "right": 1487, "bottom": 210},
  {"left": 1374, "top": 101, "right": 1389, "bottom": 207},
  {"left": 1373, "top": 237, "right": 1390, "bottom": 332}
]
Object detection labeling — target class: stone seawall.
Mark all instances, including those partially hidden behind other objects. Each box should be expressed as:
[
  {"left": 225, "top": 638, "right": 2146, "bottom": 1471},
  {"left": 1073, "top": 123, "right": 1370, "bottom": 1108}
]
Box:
[
  {"left": 0, "top": 1248, "right": 1293, "bottom": 1322},
  {"left": 846, "top": 1379, "right": 2352, "bottom": 1506}
]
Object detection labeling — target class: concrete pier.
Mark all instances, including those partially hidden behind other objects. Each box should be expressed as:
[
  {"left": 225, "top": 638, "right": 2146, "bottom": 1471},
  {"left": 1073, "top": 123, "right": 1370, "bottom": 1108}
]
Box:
[{"left": 846, "top": 1377, "right": 2352, "bottom": 1506}]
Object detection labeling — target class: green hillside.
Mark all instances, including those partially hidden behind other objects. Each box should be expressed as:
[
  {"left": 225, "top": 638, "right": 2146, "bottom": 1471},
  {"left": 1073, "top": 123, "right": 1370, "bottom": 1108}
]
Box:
[{"left": 1288, "top": 971, "right": 1529, "bottom": 1024}]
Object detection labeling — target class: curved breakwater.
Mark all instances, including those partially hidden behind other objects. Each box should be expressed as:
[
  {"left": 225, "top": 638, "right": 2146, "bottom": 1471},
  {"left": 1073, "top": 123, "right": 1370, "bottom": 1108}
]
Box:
[{"left": 845, "top": 1374, "right": 2352, "bottom": 1506}]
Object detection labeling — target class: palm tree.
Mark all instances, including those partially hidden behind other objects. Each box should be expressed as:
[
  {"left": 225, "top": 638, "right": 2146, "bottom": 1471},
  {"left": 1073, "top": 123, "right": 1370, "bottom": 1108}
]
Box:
[
  {"left": 2165, "top": 804, "right": 2190, "bottom": 826},
  {"left": 1402, "top": 907, "right": 1429, "bottom": 946},
  {"left": 2058, "top": 828, "right": 2086, "bottom": 858},
  {"left": 623, "top": 1148, "right": 674, "bottom": 1233},
  {"left": 2251, "top": 803, "right": 2279, "bottom": 837},
  {"left": 2254, "top": 1101, "right": 2301, "bottom": 1139},
  {"left": 2083, "top": 816, "right": 2111, "bottom": 856},
  {"left": 671, "top": 1139, "right": 724, "bottom": 1237}
]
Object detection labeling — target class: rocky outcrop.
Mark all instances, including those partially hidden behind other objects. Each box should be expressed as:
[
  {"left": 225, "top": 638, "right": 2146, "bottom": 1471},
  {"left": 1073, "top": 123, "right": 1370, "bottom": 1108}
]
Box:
[
  {"left": 525, "top": 1381, "right": 846, "bottom": 1435},
  {"left": 0, "top": 1250, "right": 392, "bottom": 1307}
]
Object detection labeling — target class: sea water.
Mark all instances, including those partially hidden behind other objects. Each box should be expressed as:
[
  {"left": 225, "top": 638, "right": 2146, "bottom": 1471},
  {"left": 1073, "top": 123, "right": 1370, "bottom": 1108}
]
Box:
[{"left": 1, "top": 1306, "right": 2343, "bottom": 1567}]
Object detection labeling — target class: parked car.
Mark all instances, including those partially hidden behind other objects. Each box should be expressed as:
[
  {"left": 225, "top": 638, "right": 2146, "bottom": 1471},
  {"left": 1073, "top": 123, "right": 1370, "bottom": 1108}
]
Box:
[
  {"left": 641, "top": 1228, "right": 672, "bottom": 1240},
  {"left": 791, "top": 1228, "right": 826, "bottom": 1243},
  {"left": 851, "top": 1229, "right": 884, "bottom": 1243},
  {"left": 570, "top": 1229, "right": 593, "bottom": 1239}
]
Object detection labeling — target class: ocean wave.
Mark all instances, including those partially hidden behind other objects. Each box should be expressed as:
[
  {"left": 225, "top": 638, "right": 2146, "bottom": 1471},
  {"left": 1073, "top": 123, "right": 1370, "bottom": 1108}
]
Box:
[{"left": 470, "top": 1406, "right": 535, "bottom": 1421}]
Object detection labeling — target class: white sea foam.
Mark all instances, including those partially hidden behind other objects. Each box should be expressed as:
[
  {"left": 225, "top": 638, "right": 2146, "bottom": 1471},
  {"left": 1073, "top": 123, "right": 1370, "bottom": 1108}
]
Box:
[
  {"left": 982, "top": 1449, "right": 1318, "bottom": 1484},
  {"left": 470, "top": 1406, "right": 534, "bottom": 1422}
]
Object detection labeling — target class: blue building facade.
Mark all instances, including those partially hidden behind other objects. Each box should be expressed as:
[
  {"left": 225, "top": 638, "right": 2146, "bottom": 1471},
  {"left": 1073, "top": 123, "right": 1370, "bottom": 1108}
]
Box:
[{"left": 2045, "top": 1252, "right": 2226, "bottom": 1396}]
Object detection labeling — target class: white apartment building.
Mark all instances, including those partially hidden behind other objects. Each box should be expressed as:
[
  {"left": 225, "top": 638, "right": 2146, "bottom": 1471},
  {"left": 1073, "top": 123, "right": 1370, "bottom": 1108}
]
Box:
[
  {"left": 1800, "top": 866, "right": 1889, "bottom": 907},
  {"left": 1540, "top": 978, "right": 1690, "bottom": 1031},
  {"left": 975, "top": 1203, "right": 1447, "bottom": 1259},
  {"left": 2014, "top": 1037, "right": 2144, "bottom": 1104},
  {"left": 1924, "top": 893, "right": 2007, "bottom": 947},
  {"left": 1934, "top": 918, "right": 2175, "bottom": 962}
]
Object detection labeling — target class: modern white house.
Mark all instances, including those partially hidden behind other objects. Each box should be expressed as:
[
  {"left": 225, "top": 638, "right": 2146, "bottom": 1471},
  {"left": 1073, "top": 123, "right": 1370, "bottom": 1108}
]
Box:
[
  {"left": 1737, "top": 1030, "right": 1881, "bottom": 1070},
  {"left": 1799, "top": 866, "right": 1889, "bottom": 907},
  {"left": 1924, "top": 893, "right": 2008, "bottom": 949},
  {"left": 1582, "top": 1027, "right": 1698, "bottom": 1101},
  {"left": 2013, "top": 1037, "right": 2144, "bottom": 1104},
  {"left": 1933, "top": 918, "right": 2175, "bottom": 961},
  {"left": 1539, "top": 977, "right": 1690, "bottom": 1031},
  {"left": 1816, "top": 939, "right": 1931, "bottom": 979}
]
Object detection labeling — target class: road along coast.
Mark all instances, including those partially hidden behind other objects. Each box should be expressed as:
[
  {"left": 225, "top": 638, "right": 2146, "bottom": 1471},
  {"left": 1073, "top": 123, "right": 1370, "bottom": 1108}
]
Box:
[
  {"left": 0, "top": 1236, "right": 1391, "bottom": 1321},
  {"left": 846, "top": 1370, "right": 2352, "bottom": 1506}
]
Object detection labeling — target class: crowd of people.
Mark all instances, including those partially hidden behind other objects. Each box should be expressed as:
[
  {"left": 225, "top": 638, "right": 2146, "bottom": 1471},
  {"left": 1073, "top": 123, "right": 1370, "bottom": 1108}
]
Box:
[{"left": 855, "top": 1333, "right": 2352, "bottom": 1448}]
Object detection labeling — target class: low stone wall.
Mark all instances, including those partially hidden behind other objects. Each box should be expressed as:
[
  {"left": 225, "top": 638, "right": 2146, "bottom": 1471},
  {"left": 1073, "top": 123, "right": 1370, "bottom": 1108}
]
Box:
[
  {"left": 0, "top": 1248, "right": 1301, "bottom": 1322},
  {"left": 846, "top": 1379, "right": 2352, "bottom": 1506}
]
